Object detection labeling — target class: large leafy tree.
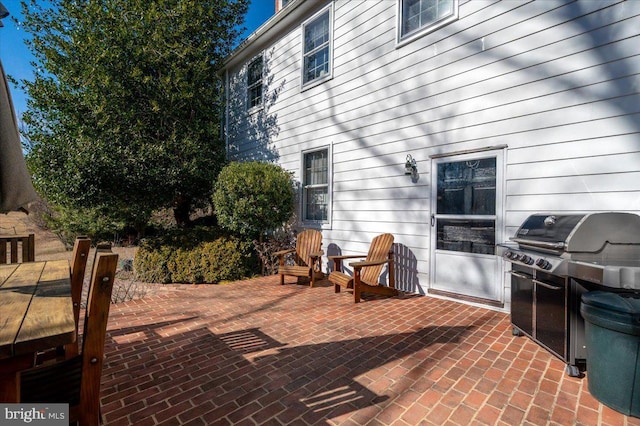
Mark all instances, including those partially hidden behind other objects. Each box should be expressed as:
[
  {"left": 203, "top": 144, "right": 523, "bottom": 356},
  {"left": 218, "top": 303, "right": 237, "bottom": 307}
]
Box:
[{"left": 18, "top": 0, "right": 248, "bottom": 229}]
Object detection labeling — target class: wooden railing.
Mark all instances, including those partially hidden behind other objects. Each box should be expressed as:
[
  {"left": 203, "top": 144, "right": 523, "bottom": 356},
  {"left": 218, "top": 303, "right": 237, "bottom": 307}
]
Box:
[{"left": 0, "top": 234, "right": 35, "bottom": 264}]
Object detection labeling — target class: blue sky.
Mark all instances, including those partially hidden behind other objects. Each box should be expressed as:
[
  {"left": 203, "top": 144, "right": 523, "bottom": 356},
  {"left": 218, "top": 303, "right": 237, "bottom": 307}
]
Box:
[{"left": 0, "top": 0, "right": 274, "bottom": 117}]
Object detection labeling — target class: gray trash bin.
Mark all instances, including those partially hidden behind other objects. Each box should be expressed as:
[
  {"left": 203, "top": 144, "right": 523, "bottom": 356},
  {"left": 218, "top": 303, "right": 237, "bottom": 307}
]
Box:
[{"left": 581, "top": 291, "right": 640, "bottom": 417}]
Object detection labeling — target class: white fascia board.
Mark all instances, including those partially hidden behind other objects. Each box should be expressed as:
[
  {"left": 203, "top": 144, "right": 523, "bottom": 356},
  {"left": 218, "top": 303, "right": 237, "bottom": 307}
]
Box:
[{"left": 219, "top": 0, "right": 327, "bottom": 74}]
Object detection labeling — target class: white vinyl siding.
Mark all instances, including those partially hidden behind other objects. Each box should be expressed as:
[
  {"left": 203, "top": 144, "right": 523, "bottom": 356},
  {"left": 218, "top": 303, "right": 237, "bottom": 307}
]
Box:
[{"left": 224, "top": 0, "right": 640, "bottom": 307}]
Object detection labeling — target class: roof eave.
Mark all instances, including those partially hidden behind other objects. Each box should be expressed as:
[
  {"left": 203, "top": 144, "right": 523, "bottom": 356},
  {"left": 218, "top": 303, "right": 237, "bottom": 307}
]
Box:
[{"left": 219, "top": 0, "right": 323, "bottom": 73}]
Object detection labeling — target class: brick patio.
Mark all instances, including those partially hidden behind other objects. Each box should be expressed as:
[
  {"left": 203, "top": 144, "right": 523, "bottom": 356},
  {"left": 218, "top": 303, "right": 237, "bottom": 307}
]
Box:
[{"left": 100, "top": 276, "right": 640, "bottom": 425}]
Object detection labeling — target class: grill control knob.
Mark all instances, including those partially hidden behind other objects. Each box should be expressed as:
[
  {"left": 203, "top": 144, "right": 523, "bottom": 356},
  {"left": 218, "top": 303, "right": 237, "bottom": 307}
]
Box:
[
  {"left": 535, "top": 258, "right": 552, "bottom": 270},
  {"left": 518, "top": 254, "right": 534, "bottom": 265},
  {"left": 504, "top": 251, "right": 518, "bottom": 260}
]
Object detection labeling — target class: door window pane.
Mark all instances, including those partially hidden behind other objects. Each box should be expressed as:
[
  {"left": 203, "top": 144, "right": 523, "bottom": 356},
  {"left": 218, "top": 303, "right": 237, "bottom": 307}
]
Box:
[
  {"left": 437, "top": 219, "right": 496, "bottom": 254},
  {"left": 437, "top": 158, "right": 496, "bottom": 215}
]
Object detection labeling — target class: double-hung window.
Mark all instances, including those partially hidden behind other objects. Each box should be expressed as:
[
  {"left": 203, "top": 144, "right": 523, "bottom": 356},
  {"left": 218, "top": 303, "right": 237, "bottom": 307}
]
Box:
[
  {"left": 303, "top": 149, "right": 329, "bottom": 222},
  {"left": 246, "top": 55, "right": 263, "bottom": 110},
  {"left": 399, "top": 0, "right": 458, "bottom": 43},
  {"left": 302, "top": 6, "right": 332, "bottom": 87}
]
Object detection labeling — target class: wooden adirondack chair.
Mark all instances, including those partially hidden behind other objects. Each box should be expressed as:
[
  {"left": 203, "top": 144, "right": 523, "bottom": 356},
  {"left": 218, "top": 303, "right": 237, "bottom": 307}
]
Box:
[
  {"left": 328, "top": 233, "right": 398, "bottom": 303},
  {"left": 20, "top": 251, "right": 119, "bottom": 426},
  {"left": 274, "top": 229, "right": 324, "bottom": 287}
]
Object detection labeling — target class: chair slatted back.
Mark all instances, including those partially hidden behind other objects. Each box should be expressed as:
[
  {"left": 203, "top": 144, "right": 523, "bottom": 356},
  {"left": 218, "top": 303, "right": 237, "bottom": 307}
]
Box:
[
  {"left": 79, "top": 251, "right": 118, "bottom": 424},
  {"left": 0, "top": 233, "right": 34, "bottom": 264},
  {"left": 295, "top": 229, "right": 322, "bottom": 268},
  {"left": 360, "top": 233, "right": 394, "bottom": 285}
]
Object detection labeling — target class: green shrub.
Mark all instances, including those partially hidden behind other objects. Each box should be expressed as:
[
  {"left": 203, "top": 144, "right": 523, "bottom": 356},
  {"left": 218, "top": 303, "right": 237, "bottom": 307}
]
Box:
[
  {"left": 212, "top": 161, "right": 294, "bottom": 239},
  {"left": 167, "top": 248, "right": 202, "bottom": 283},
  {"left": 200, "top": 237, "right": 253, "bottom": 283},
  {"left": 134, "top": 229, "right": 256, "bottom": 284},
  {"left": 133, "top": 244, "right": 173, "bottom": 284}
]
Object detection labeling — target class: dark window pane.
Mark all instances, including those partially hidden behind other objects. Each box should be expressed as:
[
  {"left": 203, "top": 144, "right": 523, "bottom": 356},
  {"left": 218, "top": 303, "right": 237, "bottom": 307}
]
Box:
[
  {"left": 248, "top": 84, "right": 262, "bottom": 109},
  {"left": 303, "top": 149, "right": 329, "bottom": 221},
  {"left": 437, "top": 158, "right": 496, "bottom": 215},
  {"left": 247, "top": 56, "right": 262, "bottom": 109},
  {"left": 305, "top": 187, "right": 328, "bottom": 221},
  {"left": 437, "top": 219, "right": 496, "bottom": 254},
  {"left": 304, "top": 11, "right": 329, "bottom": 52},
  {"left": 303, "top": 10, "right": 330, "bottom": 84},
  {"left": 305, "top": 150, "right": 327, "bottom": 185},
  {"left": 304, "top": 46, "right": 329, "bottom": 83}
]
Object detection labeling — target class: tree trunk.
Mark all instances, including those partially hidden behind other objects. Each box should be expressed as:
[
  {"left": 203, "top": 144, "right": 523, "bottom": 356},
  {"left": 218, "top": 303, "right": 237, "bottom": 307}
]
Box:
[{"left": 173, "top": 195, "right": 192, "bottom": 227}]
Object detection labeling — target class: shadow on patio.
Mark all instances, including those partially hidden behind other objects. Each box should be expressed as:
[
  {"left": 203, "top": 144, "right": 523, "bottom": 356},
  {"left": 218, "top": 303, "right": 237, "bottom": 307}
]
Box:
[{"left": 100, "top": 276, "right": 640, "bottom": 425}]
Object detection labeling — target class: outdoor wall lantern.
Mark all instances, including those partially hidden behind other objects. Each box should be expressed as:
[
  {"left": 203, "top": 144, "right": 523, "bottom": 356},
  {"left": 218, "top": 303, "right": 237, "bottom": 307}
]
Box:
[{"left": 405, "top": 154, "right": 417, "bottom": 177}]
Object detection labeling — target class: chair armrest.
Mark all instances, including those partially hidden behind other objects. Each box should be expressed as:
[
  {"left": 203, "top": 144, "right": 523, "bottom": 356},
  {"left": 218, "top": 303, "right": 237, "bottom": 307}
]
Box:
[
  {"left": 350, "top": 259, "right": 389, "bottom": 269},
  {"left": 309, "top": 250, "right": 324, "bottom": 258},
  {"left": 328, "top": 254, "right": 366, "bottom": 261},
  {"left": 329, "top": 254, "right": 365, "bottom": 273},
  {"left": 273, "top": 248, "right": 295, "bottom": 258}
]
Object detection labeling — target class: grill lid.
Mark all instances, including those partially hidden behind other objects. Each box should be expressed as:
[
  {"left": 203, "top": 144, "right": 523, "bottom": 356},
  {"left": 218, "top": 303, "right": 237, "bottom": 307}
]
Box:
[
  {"left": 515, "top": 215, "right": 584, "bottom": 243},
  {"left": 512, "top": 212, "right": 640, "bottom": 254}
]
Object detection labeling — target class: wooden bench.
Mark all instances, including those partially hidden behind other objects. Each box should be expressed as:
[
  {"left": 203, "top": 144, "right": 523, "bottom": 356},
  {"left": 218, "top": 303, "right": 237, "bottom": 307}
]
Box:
[{"left": 0, "top": 234, "right": 35, "bottom": 264}]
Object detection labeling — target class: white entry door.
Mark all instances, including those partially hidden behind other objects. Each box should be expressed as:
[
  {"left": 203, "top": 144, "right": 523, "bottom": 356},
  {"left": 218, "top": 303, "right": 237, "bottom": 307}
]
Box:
[{"left": 430, "top": 151, "right": 504, "bottom": 306}]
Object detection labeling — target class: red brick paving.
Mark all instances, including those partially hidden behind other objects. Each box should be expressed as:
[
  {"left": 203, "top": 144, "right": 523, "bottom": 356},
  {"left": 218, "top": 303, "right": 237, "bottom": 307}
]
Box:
[{"left": 100, "top": 276, "right": 640, "bottom": 425}]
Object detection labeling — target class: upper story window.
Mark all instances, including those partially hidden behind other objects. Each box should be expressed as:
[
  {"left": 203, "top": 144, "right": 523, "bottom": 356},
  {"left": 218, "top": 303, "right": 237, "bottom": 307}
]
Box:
[
  {"left": 246, "top": 55, "right": 263, "bottom": 110},
  {"left": 302, "top": 6, "right": 332, "bottom": 88},
  {"left": 277, "top": 0, "right": 291, "bottom": 12},
  {"left": 399, "top": 0, "right": 458, "bottom": 44}
]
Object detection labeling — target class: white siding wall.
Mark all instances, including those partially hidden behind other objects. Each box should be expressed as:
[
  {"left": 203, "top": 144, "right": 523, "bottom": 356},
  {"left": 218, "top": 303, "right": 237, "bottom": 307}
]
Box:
[{"left": 225, "top": 0, "right": 640, "bottom": 305}]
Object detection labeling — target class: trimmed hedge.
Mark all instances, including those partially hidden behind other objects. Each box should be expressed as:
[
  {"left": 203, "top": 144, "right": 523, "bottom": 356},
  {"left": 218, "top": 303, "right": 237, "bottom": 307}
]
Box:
[
  {"left": 213, "top": 161, "right": 294, "bottom": 239},
  {"left": 134, "top": 227, "right": 255, "bottom": 284},
  {"left": 134, "top": 245, "right": 173, "bottom": 283}
]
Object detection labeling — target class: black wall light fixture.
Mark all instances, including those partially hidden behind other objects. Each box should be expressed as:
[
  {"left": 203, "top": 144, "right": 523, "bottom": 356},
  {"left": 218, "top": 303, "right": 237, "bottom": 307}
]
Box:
[{"left": 405, "top": 154, "right": 417, "bottom": 177}]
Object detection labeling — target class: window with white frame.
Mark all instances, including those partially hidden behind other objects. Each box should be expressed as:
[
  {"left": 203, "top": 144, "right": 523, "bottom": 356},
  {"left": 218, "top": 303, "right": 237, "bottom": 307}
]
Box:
[
  {"left": 246, "top": 55, "right": 263, "bottom": 110},
  {"left": 303, "top": 149, "right": 329, "bottom": 222},
  {"left": 399, "top": 0, "right": 458, "bottom": 42},
  {"left": 302, "top": 7, "right": 332, "bottom": 86}
]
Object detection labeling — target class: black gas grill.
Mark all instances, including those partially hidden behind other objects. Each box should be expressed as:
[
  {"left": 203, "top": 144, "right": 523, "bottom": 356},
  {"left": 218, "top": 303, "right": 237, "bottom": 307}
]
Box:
[{"left": 499, "top": 212, "right": 640, "bottom": 376}]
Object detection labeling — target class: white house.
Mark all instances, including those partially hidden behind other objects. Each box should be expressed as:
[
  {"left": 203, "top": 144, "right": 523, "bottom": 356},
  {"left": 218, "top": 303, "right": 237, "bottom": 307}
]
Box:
[{"left": 220, "top": 0, "right": 640, "bottom": 311}]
